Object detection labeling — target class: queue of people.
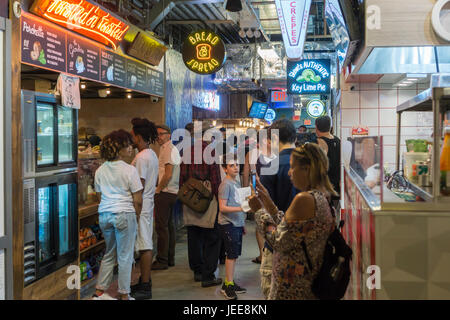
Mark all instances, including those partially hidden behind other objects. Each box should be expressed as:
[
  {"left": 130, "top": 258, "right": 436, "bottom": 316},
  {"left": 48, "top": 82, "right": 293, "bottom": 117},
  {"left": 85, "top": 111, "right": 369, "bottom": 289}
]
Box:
[{"left": 90, "top": 115, "right": 343, "bottom": 300}]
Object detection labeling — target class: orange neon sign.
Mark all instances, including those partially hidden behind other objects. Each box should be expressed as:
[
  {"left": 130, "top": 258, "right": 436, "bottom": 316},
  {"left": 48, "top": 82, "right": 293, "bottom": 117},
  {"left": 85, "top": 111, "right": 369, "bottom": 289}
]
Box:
[{"left": 30, "top": 0, "right": 129, "bottom": 50}]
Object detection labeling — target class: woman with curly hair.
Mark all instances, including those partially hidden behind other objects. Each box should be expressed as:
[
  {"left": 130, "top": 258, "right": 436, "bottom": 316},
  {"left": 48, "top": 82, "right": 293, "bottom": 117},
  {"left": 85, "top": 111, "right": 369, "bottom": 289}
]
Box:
[
  {"left": 249, "top": 143, "right": 337, "bottom": 300},
  {"left": 93, "top": 129, "right": 143, "bottom": 300}
]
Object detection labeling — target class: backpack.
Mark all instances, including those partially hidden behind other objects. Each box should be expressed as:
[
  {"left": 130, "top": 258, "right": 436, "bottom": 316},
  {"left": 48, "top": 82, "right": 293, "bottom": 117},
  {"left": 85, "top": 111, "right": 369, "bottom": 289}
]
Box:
[{"left": 301, "top": 203, "right": 352, "bottom": 300}]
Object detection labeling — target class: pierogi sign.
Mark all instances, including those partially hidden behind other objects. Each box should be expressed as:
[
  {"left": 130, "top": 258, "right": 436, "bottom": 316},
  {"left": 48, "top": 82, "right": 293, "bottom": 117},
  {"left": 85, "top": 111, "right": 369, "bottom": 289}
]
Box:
[
  {"left": 182, "top": 30, "right": 226, "bottom": 75},
  {"left": 432, "top": 0, "right": 450, "bottom": 42},
  {"left": 275, "top": 0, "right": 312, "bottom": 59},
  {"left": 30, "top": 0, "right": 129, "bottom": 50}
]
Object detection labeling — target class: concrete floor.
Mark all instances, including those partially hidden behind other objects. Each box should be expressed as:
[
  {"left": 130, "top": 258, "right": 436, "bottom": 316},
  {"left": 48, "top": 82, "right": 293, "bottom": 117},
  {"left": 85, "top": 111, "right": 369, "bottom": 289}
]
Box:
[{"left": 84, "top": 220, "right": 265, "bottom": 300}]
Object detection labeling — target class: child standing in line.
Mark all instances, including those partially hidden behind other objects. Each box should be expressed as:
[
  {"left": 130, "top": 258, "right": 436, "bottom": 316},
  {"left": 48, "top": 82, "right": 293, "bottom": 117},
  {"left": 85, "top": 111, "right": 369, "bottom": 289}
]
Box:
[{"left": 218, "top": 154, "right": 247, "bottom": 300}]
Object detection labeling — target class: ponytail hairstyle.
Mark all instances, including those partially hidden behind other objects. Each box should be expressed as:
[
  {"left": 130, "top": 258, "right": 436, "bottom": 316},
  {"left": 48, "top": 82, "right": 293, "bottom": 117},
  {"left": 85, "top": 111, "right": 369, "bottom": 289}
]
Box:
[
  {"left": 292, "top": 143, "right": 338, "bottom": 197},
  {"left": 100, "top": 129, "right": 133, "bottom": 161},
  {"left": 131, "top": 117, "right": 158, "bottom": 145}
]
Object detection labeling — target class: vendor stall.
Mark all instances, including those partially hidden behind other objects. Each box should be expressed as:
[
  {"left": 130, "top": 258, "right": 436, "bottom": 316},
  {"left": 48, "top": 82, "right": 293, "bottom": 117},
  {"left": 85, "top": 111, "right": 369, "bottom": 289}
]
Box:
[{"left": 343, "top": 74, "right": 450, "bottom": 300}]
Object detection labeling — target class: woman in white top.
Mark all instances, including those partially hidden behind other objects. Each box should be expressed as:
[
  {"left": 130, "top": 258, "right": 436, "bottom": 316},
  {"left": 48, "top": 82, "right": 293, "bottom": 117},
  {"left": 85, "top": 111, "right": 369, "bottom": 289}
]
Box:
[{"left": 93, "top": 130, "right": 143, "bottom": 300}]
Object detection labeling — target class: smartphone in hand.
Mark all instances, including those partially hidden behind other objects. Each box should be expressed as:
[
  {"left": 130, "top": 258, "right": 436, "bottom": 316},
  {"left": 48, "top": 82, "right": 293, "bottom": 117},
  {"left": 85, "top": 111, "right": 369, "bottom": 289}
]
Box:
[{"left": 251, "top": 172, "right": 257, "bottom": 191}]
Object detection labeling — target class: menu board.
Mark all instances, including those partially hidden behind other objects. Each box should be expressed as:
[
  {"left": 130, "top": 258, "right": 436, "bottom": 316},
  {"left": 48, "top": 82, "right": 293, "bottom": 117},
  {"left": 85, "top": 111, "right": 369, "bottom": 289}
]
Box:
[
  {"left": 127, "top": 60, "right": 147, "bottom": 92},
  {"left": 21, "top": 14, "right": 164, "bottom": 97},
  {"left": 21, "top": 14, "right": 66, "bottom": 72},
  {"left": 67, "top": 35, "right": 100, "bottom": 80},
  {"left": 100, "top": 50, "right": 126, "bottom": 87},
  {"left": 146, "top": 67, "right": 164, "bottom": 97},
  {"left": 248, "top": 102, "right": 269, "bottom": 119}
]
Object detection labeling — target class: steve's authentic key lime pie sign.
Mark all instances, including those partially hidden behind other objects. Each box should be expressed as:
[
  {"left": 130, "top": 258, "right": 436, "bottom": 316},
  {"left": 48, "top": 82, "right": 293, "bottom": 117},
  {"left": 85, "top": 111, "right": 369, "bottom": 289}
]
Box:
[{"left": 287, "top": 59, "right": 331, "bottom": 94}]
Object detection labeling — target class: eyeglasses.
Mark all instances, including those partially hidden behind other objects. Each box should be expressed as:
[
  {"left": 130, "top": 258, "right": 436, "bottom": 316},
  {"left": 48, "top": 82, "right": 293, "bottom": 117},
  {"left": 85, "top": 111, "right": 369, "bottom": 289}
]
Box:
[{"left": 158, "top": 131, "right": 170, "bottom": 136}]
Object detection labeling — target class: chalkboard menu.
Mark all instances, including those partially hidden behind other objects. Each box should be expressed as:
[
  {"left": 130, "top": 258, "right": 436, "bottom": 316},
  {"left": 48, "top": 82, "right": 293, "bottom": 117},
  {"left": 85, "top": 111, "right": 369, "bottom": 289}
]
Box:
[
  {"left": 21, "top": 14, "right": 66, "bottom": 72},
  {"left": 126, "top": 60, "right": 147, "bottom": 92},
  {"left": 146, "top": 67, "right": 164, "bottom": 97},
  {"left": 21, "top": 14, "right": 164, "bottom": 97},
  {"left": 67, "top": 35, "right": 100, "bottom": 80}
]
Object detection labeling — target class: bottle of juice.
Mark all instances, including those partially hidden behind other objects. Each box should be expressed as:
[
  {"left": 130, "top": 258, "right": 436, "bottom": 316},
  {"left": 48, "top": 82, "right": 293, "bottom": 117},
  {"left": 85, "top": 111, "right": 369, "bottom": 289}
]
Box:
[{"left": 440, "top": 128, "right": 450, "bottom": 196}]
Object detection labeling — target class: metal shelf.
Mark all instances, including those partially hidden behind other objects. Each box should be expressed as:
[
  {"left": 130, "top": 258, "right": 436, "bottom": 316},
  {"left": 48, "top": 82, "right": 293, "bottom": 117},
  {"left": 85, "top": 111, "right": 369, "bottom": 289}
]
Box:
[{"left": 80, "top": 239, "right": 105, "bottom": 255}]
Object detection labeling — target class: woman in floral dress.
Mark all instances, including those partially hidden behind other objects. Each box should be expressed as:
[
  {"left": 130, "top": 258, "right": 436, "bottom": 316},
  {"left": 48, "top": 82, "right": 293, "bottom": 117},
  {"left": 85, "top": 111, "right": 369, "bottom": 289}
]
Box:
[{"left": 249, "top": 143, "right": 337, "bottom": 300}]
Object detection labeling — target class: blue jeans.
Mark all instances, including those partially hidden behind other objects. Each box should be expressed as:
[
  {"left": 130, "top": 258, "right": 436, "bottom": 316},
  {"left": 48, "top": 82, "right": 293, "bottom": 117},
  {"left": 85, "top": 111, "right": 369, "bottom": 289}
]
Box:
[{"left": 96, "top": 212, "right": 137, "bottom": 295}]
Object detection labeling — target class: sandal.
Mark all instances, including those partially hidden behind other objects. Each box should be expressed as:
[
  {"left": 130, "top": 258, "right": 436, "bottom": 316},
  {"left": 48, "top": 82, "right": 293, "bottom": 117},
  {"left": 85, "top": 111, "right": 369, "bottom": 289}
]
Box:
[{"left": 252, "top": 257, "right": 261, "bottom": 264}]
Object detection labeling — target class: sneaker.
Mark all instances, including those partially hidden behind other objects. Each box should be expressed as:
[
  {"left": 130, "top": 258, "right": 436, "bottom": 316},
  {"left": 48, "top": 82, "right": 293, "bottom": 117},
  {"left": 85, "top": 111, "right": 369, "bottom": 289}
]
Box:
[
  {"left": 233, "top": 282, "right": 247, "bottom": 294},
  {"left": 130, "top": 277, "right": 142, "bottom": 292},
  {"left": 151, "top": 261, "right": 168, "bottom": 270},
  {"left": 92, "top": 292, "right": 117, "bottom": 300},
  {"left": 130, "top": 282, "right": 152, "bottom": 300},
  {"left": 118, "top": 294, "right": 135, "bottom": 300},
  {"left": 221, "top": 284, "right": 237, "bottom": 300},
  {"left": 201, "top": 277, "right": 222, "bottom": 288}
]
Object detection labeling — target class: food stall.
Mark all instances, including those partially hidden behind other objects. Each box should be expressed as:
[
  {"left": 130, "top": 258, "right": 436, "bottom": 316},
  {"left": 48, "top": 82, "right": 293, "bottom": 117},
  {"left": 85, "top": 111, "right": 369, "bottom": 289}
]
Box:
[
  {"left": 342, "top": 74, "right": 450, "bottom": 300},
  {"left": 10, "top": 0, "right": 166, "bottom": 300}
]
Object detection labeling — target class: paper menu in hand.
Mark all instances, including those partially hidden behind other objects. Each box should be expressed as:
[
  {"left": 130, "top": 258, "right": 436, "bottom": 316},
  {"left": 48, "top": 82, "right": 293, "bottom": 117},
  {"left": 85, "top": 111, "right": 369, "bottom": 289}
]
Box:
[{"left": 236, "top": 187, "right": 252, "bottom": 212}]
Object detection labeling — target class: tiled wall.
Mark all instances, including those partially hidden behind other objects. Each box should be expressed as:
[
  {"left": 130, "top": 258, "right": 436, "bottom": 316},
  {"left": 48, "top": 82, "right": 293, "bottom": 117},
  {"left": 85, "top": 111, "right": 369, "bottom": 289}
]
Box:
[{"left": 340, "top": 82, "right": 433, "bottom": 172}]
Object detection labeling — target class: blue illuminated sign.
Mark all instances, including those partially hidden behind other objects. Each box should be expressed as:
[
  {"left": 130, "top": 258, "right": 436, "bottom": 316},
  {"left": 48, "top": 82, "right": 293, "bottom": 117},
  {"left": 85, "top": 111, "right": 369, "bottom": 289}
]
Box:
[
  {"left": 264, "top": 108, "right": 276, "bottom": 122},
  {"left": 287, "top": 59, "right": 331, "bottom": 95}
]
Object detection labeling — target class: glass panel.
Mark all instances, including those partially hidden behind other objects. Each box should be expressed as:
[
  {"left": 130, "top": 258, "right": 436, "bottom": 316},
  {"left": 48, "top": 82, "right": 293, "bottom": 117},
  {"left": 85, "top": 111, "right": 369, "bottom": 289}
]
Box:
[
  {"left": 38, "top": 187, "right": 52, "bottom": 263},
  {"left": 37, "top": 103, "right": 54, "bottom": 166},
  {"left": 58, "top": 106, "right": 74, "bottom": 163},
  {"left": 437, "top": 46, "right": 450, "bottom": 73},
  {"left": 0, "top": 250, "right": 4, "bottom": 300},
  {"left": 58, "top": 184, "right": 69, "bottom": 255}
]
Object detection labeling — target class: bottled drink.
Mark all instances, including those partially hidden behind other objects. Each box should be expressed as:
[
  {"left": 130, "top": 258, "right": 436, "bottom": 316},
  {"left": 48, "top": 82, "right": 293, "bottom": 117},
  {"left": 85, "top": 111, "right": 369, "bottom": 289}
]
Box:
[{"left": 440, "top": 128, "right": 450, "bottom": 196}]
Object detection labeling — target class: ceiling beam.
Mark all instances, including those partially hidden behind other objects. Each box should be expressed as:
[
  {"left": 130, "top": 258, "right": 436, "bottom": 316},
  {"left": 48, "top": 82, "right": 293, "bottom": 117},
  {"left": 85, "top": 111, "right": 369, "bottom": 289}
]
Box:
[
  {"left": 146, "top": 1, "right": 177, "bottom": 30},
  {"left": 166, "top": 19, "right": 234, "bottom": 25}
]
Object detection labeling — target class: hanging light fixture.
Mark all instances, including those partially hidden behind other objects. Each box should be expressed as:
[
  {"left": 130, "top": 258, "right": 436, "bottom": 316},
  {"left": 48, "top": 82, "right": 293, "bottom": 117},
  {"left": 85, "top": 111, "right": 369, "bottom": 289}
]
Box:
[
  {"left": 239, "top": 120, "right": 243, "bottom": 126},
  {"left": 80, "top": 83, "right": 86, "bottom": 89},
  {"left": 212, "top": 120, "right": 217, "bottom": 126},
  {"left": 225, "top": 0, "right": 242, "bottom": 12},
  {"left": 254, "top": 30, "right": 261, "bottom": 38},
  {"left": 127, "top": 93, "right": 132, "bottom": 99},
  {"left": 246, "top": 29, "right": 254, "bottom": 38},
  {"left": 239, "top": 29, "right": 246, "bottom": 38}
]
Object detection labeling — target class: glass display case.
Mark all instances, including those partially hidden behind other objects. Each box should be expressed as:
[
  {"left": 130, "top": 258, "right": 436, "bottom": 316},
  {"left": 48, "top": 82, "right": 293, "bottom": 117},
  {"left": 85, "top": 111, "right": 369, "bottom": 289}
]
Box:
[
  {"left": 78, "top": 157, "right": 103, "bottom": 206},
  {"left": 22, "top": 90, "right": 78, "bottom": 177}
]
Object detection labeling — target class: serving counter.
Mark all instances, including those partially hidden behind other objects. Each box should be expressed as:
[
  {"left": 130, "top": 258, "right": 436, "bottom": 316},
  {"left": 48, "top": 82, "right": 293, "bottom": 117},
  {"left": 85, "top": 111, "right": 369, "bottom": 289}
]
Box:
[{"left": 343, "top": 75, "right": 450, "bottom": 299}]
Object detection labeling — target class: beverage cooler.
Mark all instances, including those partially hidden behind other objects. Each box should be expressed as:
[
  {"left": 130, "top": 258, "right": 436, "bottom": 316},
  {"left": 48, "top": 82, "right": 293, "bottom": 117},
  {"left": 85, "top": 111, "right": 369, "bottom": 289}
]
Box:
[{"left": 21, "top": 90, "right": 78, "bottom": 286}]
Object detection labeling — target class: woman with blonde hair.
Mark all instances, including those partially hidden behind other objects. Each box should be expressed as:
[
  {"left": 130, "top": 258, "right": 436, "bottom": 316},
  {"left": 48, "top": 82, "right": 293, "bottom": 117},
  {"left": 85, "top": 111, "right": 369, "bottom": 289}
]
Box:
[
  {"left": 93, "top": 129, "right": 143, "bottom": 300},
  {"left": 249, "top": 142, "right": 337, "bottom": 300}
]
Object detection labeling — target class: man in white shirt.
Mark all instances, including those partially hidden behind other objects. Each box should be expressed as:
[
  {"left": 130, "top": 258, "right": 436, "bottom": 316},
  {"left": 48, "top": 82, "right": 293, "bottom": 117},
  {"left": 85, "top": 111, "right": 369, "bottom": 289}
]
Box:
[
  {"left": 129, "top": 118, "right": 159, "bottom": 300},
  {"left": 152, "top": 124, "right": 181, "bottom": 270}
]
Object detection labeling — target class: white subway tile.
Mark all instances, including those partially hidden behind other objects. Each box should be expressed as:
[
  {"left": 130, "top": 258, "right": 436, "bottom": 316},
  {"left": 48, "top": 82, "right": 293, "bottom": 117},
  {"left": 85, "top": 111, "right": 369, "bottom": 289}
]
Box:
[
  {"left": 383, "top": 146, "right": 396, "bottom": 164},
  {"left": 361, "top": 109, "right": 379, "bottom": 127},
  {"left": 360, "top": 90, "right": 379, "bottom": 108},
  {"left": 379, "top": 127, "right": 397, "bottom": 135},
  {"left": 380, "top": 109, "right": 398, "bottom": 126},
  {"left": 341, "top": 109, "right": 360, "bottom": 127},
  {"left": 402, "top": 112, "right": 418, "bottom": 126},
  {"left": 382, "top": 135, "right": 397, "bottom": 145},
  {"left": 341, "top": 91, "right": 360, "bottom": 109},
  {"left": 379, "top": 90, "right": 398, "bottom": 108}
]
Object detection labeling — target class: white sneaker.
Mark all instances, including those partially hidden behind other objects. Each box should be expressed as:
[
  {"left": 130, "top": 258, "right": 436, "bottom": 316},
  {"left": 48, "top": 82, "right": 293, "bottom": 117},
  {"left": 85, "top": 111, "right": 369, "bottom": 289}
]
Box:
[{"left": 92, "top": 293, "right": 117, "bottom": 300}]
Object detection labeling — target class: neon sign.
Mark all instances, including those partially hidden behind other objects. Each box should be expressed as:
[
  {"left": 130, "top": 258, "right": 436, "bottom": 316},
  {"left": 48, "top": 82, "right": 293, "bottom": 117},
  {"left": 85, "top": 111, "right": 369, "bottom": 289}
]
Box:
[
  {"left": 30, "top": 0, "right": 129, "bottom": 50},
  {"left": 182, "top": 30, "right": 225, "bottom": 75},
  {"left": 275, "top": 0, "right": 311, "bottom": 59},
  {"left": 287, "top": 59, "right": 331, "bottom": 95}
]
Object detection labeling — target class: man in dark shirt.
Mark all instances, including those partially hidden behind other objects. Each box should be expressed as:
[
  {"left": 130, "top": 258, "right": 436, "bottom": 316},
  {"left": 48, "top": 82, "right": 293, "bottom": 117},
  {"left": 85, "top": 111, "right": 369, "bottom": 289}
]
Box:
[
  {"left": 179, "top": 122, "right": 222, "bottom": 288},
  {"left": 258, "top": 119, "right": 300, "bottom": 298},
  {"left": 260, "top": 119, "right": 299, "bottom": 212}
]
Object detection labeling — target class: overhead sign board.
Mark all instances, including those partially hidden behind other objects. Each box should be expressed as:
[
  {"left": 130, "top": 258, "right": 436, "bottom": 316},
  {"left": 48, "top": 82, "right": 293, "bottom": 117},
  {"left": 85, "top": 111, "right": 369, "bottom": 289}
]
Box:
[
  {"left": 21, "top": 13, "right": 164, "bottom": 97},
  {"left": 30, "top": 0, "right": 129, "bottom": 50},
  {"left": 127, "top": 32, "right": 167, "bottom": 66},
  {"left": 275, "top": 0, "right": 312, "bottom": 59},
  {"left": 287, "top": 59, "right": 331, "bottom": 94},
  {"left": 182, "top": 30, "right": 226, "bottom": 75}
]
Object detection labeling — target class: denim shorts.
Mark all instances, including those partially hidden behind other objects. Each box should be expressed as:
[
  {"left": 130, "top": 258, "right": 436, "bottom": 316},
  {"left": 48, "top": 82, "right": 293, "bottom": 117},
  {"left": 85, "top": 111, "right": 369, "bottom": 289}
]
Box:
[{"left": 219, "top": 223, "right": 243, "bottom": 259}]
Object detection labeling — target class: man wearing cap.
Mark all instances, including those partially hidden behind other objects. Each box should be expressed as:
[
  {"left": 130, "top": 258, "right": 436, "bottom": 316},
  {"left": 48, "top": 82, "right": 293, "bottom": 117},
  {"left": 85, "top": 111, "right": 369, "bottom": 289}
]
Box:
[
  {"left": 179, "top": 122, "right": 222, "bottom": 287},
  {"left": 152, "top": 124, "right": 181, "bottom": 270}
]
